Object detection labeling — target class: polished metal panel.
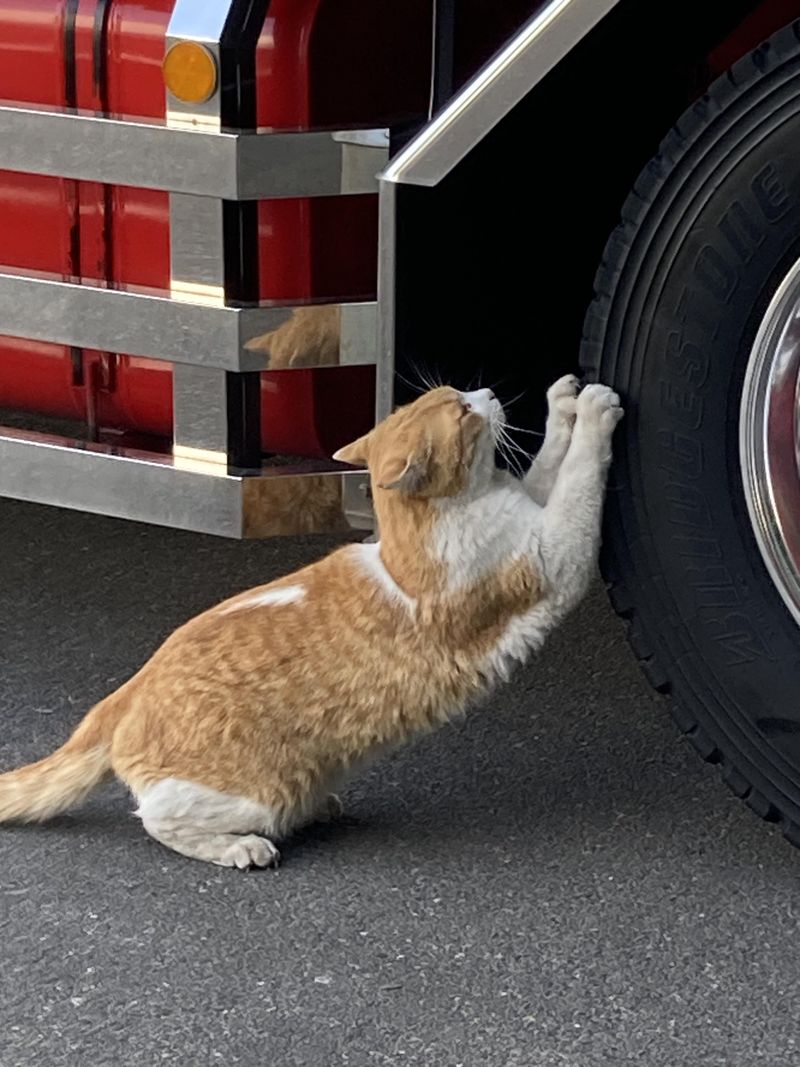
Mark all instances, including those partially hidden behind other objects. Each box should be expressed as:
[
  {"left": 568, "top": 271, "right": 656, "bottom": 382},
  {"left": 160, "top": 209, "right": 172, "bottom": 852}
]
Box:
[
  {"left": 0, "top": 270, "right": 299, "bottom": 370},
  {"left": 336, "top": 136, "right": 382, "bottom": 370},
  {"left": 0, "top": 272, "right": 376, "bottom": 371},
  {"left": 332, "top": 130, "right": 390, "bottom": 149},
  {"left": 375, "top": 182, "right": 398, "bottom": 423},
  {"left": 341, "top": 470, "right": 373, "bottom": 530},
  {"left": 243, "top": 300, "right": 377, "bottom": 369},
  {"left": 167, "top": 0, "right": 233, "bottom": 42},
  {"left": 172, "top": 365, "right": 231, "bottom": 461},
  {"left": 340, "top": 304, "right": 377, "bottom": 366},
  {"left": 741, "top": 256, "right": 800, "bottom": 627},
  {"left": 166, "top": 2, "right": 237, "bottom": 456},
  {"left": 172, "top": 365, "right": 261, "bottom": 469},
  {"left": 335, "top": 130, "right": 390, "bottom": 197},
  {"left": 236, "top": 132, "right": 386, "bottom": 198},
  {"left": 0, "top": 424, "right": 371, "bottom": 538},
  {"left": 169, "top": 193, "right": 226, "bottom": 304},
  {"left": 0, "top": 105, "right": 384, "bottom": 198},
  {"left": 382, "top": 0, "right": 620, "bottom": 187}
]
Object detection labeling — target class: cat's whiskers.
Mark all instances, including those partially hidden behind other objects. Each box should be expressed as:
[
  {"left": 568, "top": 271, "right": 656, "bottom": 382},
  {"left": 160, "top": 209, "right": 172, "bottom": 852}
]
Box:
[
  {"left": 501, "top": 423, "right": 545, "bottom": 438},
  {"left": 496, "top": 424, "right": 535, "bottom": 464}
]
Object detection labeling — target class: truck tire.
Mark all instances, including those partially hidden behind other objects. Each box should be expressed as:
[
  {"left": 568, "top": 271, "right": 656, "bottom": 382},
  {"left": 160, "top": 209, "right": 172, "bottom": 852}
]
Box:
[{"left": 580, "top": 20, "right": 800, "bottom": 843}]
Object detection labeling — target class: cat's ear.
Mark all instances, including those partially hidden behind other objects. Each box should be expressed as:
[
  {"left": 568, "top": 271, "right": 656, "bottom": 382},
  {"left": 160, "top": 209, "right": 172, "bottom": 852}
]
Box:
[
  {"left": 332, "top": 434, "right": 371, "bottom": 467},
  {"left": 374, "top": 449, "right": 429, "bottom": 492}
]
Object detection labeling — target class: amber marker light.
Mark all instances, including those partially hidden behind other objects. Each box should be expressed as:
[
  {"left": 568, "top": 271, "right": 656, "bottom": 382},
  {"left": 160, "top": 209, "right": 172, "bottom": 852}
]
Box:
[{"left": 163, "top": 42, "right": 218, "bottom": 104}]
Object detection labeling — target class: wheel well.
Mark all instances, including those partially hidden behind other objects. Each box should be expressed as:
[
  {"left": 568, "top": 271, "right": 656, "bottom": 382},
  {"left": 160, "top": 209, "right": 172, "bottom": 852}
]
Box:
[{"left": 393, "top": 0, "right": 800, "bottom": 432}]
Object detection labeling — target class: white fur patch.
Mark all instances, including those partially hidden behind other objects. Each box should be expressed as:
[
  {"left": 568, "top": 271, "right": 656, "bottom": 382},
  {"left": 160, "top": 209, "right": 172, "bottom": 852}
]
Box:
[
  {"left": 219, "top": 584, "right": 306, "bottom": 614},
  {"left": 432, "top": 474, "right": 544, "bottom": 592},
  {"left": 460, "top": 388, "right": 498, "bottom": 418},
  {"left": 135, "top": 777, "right": 281, "bottom": 836},
  {"left": 478, "top": 601, "right": 558, "bottom": 685},
  {"left": 349, "top": 541, "right": 416, "bottom": 614}
]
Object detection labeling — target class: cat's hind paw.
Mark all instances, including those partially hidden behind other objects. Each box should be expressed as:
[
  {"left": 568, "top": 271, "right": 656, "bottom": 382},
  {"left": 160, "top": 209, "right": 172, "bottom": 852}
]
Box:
[{"left": 217, "top": 834, "right": 281, "bottom": 870}]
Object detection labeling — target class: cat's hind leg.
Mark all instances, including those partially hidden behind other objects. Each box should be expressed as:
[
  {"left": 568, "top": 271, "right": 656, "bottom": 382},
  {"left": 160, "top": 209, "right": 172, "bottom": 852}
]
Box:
[{"left": 134, "top": 778, "right": 282, "bottom": 869}]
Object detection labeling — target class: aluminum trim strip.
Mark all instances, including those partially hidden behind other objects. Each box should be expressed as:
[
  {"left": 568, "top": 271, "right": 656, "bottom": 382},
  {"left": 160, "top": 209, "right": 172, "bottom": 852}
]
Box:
[
  {"left": 382, "top": 0, "right": 619, "bottom": 187},
  {"left": 0, "top": 104, "right": 387, "bottom": 198}
]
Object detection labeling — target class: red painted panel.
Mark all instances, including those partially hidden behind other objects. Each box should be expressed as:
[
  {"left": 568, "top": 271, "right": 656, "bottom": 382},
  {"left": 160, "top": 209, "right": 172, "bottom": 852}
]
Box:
[
  {"left": 0, "top": 1, "right": 71, "bottom": 105},
  {"left": 0, "top": 1, "right": 79, "bottom": 422},
  {"left": 106, "top": 0, "right": 172, "bottom": 121},
  {"left": 0, "top": 1, "right": 422, "bottom": 458},
  {"left": 106, "top": 0, "right": 171, "bottom": 293}
]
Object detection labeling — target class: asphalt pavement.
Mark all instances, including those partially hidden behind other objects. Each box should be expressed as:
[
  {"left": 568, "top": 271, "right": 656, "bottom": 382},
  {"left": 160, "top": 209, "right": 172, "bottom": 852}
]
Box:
[{"left": 1, "top": 497, "right": 798, "bottom": 1067}]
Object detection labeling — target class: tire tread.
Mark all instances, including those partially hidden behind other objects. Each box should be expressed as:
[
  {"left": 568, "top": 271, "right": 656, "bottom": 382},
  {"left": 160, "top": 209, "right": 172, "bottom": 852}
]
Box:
[{"left": 580, "top": 18, "right": 800, "bottom": 837}]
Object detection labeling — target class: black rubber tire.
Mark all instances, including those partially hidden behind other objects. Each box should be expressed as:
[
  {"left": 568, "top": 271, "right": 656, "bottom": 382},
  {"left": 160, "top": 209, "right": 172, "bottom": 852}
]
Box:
[{"left": 580, "top": 20, "right": 800, "bottom": 844}]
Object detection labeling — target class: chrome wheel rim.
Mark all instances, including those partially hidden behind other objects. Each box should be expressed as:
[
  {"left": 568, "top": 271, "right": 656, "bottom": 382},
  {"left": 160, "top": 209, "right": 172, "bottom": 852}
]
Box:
[{"left": 741, "top": 256, "right": 800, "bottom": 628}]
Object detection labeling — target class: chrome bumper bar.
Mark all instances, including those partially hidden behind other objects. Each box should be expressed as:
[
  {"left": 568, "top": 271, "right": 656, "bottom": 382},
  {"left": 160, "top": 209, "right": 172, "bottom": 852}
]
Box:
[
  {"left": 0, "top": 103, "right": 388, "bottom": 199},
  {"left": 0, "top": 1, "right": 380, "bottom": 539},
  {"left": 0, "top": 271, "right": 375, "bottom": 371},
  {"left": 0, "top": 425, "right": 371, "bottom": 538}
]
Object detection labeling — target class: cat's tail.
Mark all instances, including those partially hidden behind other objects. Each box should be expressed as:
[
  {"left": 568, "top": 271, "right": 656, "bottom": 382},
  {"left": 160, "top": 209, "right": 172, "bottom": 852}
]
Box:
[{"left": 0, "top": 691, "right": 128, "bottom": 823}]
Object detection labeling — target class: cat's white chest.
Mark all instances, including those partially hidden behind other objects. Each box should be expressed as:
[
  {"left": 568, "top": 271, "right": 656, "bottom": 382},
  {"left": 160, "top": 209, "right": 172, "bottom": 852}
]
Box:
[{"left": 432, "top": 478, "right": 544, "bottom": 592}]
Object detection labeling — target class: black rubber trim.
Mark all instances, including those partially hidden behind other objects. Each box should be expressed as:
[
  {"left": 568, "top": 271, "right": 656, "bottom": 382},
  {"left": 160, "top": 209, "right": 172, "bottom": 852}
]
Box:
[
  {"left": 219, "top": 0, "right": 270, "bottom": 129},
  {"left": 92, "top": 0, "right": 112, "bottom": 108},
  {"left": 225, "top": 371, "right": 262, "bottom": 469},
  {"left": 219, "top": 0, "right": 270, "bottom": 465},
  {"left": 91, "top": 0, "right": 115, "bottom": 289},
  {"left": 64, "top": 0, "right": 82, "bottom": 382},
  {"left": 580, "top": 20, "right": 800, "bottom": 844},
  {"left": 430, "top": 0, "right": 456, "bottom": 116},
  {"left": 64, "top": 0, "right": 79, "bottom": 108},
  {"left": 218, "top": 0, "right": 269, "bottom": 305}
]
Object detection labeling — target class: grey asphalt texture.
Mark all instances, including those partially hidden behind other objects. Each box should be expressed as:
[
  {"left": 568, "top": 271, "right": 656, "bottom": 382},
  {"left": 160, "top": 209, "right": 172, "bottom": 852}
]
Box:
[{"left": 1, "top": 497, "right": 798, "bottom": 1067}]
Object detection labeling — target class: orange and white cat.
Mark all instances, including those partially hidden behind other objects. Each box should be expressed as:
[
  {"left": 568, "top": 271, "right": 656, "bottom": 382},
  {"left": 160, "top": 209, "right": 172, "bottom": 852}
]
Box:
[{"left": 0, "top": 377, "right": 622, "bottom": 868}]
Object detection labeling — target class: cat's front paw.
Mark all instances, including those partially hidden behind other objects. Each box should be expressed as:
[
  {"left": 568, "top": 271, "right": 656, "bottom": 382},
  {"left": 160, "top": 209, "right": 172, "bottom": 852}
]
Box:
[
  {"left": 547, "top": 374, "right": 580, "bottom": 422},
  {"left": 576, "top": 383, "right": 624, "bottom": 434}
]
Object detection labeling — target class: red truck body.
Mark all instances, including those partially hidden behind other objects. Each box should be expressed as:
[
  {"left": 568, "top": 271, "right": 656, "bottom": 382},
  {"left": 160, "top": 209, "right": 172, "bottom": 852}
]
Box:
[{"left": 0, "top": 1, "right": 428, "bottom": 456}]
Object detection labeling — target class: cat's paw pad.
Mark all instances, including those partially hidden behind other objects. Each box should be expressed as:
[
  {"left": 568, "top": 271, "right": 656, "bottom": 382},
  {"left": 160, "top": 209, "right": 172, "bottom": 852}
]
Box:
[
  {"left": 219, "top": 835, "right": 281, "bottom": 870},
  {"left": 547, "top": 374, "right": 580, "bottom": 420},
  {"left": 576, "top": 383, "right": 623, "bottom": 431}
]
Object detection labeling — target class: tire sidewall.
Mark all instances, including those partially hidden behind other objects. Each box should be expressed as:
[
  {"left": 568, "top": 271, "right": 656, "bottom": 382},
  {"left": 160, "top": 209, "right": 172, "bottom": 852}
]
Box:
[{"left": 603, "top": 79, "right": 800, "bottom": 814}]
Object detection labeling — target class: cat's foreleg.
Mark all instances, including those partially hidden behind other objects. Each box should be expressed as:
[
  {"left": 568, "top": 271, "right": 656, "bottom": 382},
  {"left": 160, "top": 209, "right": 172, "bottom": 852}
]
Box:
[
  {"left": 536, "top": 384, "right": 623, "bottom": 613},
  {"left": 522, "top": 375, "right": 580, "bottom": 506}
]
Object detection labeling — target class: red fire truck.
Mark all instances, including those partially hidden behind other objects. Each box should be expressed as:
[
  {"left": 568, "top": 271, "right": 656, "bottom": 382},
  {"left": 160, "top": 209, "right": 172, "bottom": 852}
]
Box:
[{"left": 4, "top": 0, "right": 800, "bottom": 841}]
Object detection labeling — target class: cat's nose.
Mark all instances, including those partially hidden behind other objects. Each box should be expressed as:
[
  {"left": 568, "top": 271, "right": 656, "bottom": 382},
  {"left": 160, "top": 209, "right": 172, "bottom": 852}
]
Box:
[{"left": 461, "top": 388, "right": 495, "bottom": 415}]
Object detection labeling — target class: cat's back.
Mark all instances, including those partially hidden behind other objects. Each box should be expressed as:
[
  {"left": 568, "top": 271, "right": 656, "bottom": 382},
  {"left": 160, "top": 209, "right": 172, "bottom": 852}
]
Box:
[{"left": 126, "top": 541, "right": 414, "bottom": 693}]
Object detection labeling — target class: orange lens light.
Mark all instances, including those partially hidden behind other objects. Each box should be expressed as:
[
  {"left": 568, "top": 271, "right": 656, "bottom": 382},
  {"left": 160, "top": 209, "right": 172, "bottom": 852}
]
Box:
[{"left": 163, "top": 42, "right": 217, "bottom": 104}]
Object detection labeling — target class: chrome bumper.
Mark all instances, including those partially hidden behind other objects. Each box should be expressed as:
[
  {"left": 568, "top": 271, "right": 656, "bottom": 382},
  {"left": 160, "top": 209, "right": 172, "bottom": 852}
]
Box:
[
  {"left": 0, "top": 271, "right": 376, "bottom": 372},
  {"left": 0, "top": 103, "right": 387, "bottom": 200},
  {"left": 0, "top": 0, "right": 386, "bottom": 538},
  {"left": 0, "top": 426, "right": 372, "bottom": 538}
]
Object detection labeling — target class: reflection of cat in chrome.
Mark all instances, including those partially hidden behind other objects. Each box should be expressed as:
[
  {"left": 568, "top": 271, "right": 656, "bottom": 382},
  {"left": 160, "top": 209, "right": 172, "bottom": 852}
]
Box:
[
  {"left": 246, "top": 305, "right": 341, "bottom": 368},
  {"left": 0, "top": 379, "right": 622, "bottom": 870}
]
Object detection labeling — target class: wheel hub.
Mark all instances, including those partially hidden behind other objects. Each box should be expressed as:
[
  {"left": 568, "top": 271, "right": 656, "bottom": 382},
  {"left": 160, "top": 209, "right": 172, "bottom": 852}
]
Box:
[{"left": 741, "top": 256, "right": 800, "bottom": 627}]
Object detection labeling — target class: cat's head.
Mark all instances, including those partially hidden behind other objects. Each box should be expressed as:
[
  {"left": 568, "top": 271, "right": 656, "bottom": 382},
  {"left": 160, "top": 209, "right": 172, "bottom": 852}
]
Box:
[{"left": 333, "top": 386, "right": 503, "bottom": 498}]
